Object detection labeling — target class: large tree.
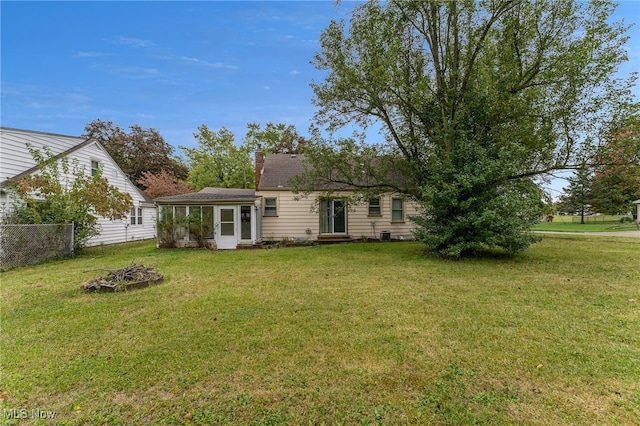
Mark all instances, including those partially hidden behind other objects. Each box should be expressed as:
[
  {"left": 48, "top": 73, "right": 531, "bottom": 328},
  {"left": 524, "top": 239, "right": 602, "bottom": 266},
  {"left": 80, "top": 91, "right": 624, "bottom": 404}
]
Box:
[
  {"left": 83, "top": 119, "right": 188, "bottom": 189},
  {"left": 591, "top": 115, "right": 640, "bottom": 214},
  {"left": 245, "top": 122, "right": 308, "bottom": 154},
  {"left": 296, "top": 0, "right": 636, "bottom": 256},
  {"left": 181, "top": 125, "right": 256, "bottom": 190},
  {"left": 137, "top": 170, "right": 194, "bottom": 199}
]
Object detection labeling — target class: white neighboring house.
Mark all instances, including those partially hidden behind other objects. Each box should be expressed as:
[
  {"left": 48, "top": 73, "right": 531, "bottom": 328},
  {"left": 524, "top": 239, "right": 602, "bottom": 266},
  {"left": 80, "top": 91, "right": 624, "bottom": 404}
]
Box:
[{"left": 0, "top": 127, "right": 156, "bottom": 246}]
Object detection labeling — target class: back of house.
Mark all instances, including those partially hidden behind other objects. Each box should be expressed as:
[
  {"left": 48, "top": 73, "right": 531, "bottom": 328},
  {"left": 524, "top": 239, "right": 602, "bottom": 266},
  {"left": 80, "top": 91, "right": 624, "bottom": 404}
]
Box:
[{"left": 255, "top": 151, "right": 418, "bottom": 243}]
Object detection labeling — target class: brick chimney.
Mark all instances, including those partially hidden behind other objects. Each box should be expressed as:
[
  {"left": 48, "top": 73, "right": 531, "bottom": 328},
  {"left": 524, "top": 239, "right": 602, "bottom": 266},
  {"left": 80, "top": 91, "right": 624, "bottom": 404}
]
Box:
[{"left": 255, "top": 148, "right": 264, "bottom": 189}]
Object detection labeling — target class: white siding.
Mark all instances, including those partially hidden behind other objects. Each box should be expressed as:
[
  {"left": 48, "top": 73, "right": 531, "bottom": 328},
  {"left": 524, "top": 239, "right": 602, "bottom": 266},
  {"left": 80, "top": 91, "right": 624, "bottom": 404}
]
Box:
[
  {"left": 257, "top": 190, "right": 419, "bottom": 241},
  {"left": 0, "top": 128, "right": 156, "bottom": 246},
  {"left": 0, "top": 128, "right": 86, "bottom": 182}
]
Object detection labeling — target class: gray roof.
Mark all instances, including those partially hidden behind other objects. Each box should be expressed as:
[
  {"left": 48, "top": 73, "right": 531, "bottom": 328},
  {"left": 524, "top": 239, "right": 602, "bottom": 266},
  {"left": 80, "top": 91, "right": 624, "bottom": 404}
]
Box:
[
  {"left": 154, "top": 187, "right": 257, "bottom": 203},
  {"left": 258, "top": 153, "right": 407, "bottom": 191},
  {"left": 258, "top": 154, "right": 307, "bottom": 189}
]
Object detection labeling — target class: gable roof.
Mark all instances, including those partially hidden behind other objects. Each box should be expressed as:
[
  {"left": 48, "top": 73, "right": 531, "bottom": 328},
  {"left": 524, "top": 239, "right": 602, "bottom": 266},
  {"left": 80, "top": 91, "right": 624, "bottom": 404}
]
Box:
[
  {"left": 258, "top": 154, "right": 307, "bottom": 189},
  {"left": 257, "top": 152, "right": 408, "bottom": 192},
  {"left": 155, "top": 187, "right": 257, "bottom": 204},
  {"left": 1, "top": 127, "right": 88, "bottom": 182}
]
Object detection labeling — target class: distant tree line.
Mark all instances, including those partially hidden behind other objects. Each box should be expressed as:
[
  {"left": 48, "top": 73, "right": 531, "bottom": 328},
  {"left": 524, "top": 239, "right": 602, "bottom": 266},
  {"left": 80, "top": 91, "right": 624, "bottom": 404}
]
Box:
[{"left": 83, "top": 119, "right": 308, "bottom": 197}]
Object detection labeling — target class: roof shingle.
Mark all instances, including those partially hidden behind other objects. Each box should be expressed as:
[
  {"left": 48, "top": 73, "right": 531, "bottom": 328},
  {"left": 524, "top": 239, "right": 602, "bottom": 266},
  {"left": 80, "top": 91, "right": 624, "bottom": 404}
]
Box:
[{"left": 154, "top": 187, "right": 256, "bottom": 203}]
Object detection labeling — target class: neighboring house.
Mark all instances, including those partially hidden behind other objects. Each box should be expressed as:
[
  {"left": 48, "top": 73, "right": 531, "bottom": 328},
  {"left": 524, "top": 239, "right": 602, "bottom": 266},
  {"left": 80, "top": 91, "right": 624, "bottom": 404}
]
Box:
[
  {"left": 154, "top": 150, "right": 418, "bottom": 249},
  {"left": 0, "top": 127, "right": 156, "bottom": 246},
  {"left": 634, "top": 199, "right": 640, "bottom": 223}
]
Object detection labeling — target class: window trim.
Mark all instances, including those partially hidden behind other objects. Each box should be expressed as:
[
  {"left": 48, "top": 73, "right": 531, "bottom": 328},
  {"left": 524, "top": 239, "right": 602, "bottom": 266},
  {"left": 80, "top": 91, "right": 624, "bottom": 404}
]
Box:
[
  {"left": 368, "top": 197, "right": 382, "bottom": 217},
  {"left": 90, "top": 159, "right": 101, "bottom": 177},
  {"left": 391, "top": 198, "right": 404, "bottom": 223},
  {"left": 130, "top": 206, "right": 143, "bottom": 226},
  {"left": 264, "top": 197, "right": 278, "bottom": 217},
  {"left": 240, "top": 205, "right": 253, "bottom": 241}
]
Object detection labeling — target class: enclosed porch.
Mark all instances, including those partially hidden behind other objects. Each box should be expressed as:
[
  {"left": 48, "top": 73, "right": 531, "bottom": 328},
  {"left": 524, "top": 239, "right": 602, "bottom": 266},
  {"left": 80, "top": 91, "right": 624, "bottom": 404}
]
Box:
[{"left": 155, "top": 188, "right": 261, "bottom": 249}]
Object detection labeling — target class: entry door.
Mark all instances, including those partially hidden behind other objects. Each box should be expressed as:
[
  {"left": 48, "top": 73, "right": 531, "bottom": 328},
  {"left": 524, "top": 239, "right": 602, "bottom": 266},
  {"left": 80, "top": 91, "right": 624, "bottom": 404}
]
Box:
[
  {"left": 320, "top": 199, "right": 347, "bottom": 234},
  {"left": 216, "top": 206, "right": 237, "bottom": 249}
]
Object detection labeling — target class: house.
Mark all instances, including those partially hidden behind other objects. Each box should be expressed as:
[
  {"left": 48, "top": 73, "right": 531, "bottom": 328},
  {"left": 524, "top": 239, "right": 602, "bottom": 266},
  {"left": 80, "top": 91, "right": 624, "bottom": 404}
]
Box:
[
  {"left": 0, "top": 127, "right": 156, "bottom": 245},
  {"left": 255, "top": 151, "right": 418, "bottom": 243},
  {"left": 153, "top": 151, "right": 418, "bottom": 249},
  {"left": 634, "top": 199, "right": 640, "bottom": 225}
]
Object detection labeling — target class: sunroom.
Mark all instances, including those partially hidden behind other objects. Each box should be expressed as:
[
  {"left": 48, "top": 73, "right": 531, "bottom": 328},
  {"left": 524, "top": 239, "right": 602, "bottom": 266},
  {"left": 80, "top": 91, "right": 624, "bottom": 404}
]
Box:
[{"left": 154, "top": 188, "right": 261, "bottom": 249}]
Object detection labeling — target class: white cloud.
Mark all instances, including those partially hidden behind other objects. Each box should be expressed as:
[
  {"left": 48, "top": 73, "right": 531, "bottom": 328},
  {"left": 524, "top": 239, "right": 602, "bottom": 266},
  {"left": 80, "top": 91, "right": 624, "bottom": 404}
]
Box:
[
  {"left": 289, "top": 70, "right": 301, "bottom": 75},
  {"left": 100, "top": 65, "right": 162, "bottom": 79},
  {"left": 180, "top": 56, "right": 238, "bottom": 70},
  {"left": 262, "top": 85, "right": 271, "bottom": 90},
  {"left": 110, "top": 36, "right": 156, "bottom": 48},
  {"left": 73, "top": 51, "right": 111, "bottom": 58}
]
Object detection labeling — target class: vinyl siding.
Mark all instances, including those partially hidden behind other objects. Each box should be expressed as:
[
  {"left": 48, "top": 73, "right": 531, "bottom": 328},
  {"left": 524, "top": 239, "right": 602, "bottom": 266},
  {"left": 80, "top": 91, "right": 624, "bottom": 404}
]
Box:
[
  {"left": 257, "top": 190, "right": 418, "bottom": 241},
  {"left": 348, "top": 195, "right": 419, "bottom": 239},
  {"left": 259, "top": 190, "right": 318, "bottom": 240},
  {"left": 0, "top": 128, "right": 156, "bottom": 246},
  {"left": 0, "top": 128, "right": 86, "bottom": 181}
]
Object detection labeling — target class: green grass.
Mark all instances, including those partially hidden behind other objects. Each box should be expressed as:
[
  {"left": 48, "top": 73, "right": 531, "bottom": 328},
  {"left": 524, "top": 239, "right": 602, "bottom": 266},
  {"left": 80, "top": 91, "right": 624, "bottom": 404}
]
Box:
[
  {"left": 534, "top": 218, "right": 638, "bottom": 232},
  {"left": 1, "top": 237, "right": 639, "bottom": 425}
]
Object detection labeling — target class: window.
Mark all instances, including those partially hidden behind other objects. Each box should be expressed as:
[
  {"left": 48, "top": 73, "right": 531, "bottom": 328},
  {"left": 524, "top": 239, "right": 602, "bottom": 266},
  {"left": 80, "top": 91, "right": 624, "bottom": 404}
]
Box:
[
  {"left": 130, "top": 207, "right": 143, "bottom": 225},
  {"left": 201, "top": 206, "right": 215, "bottom": 239},
  {"left": 320, "top": 199, "right": 346, "bottom": 234},
  {"left": 368, "top": 197, "right": 381, "bottom": 216},
  {"left": 91, "top": 160, "right": 101, "bottom": 177},
  {"left": 240, "top": 206, "right": 252, "bottom": 240},
  {"left": 174, "top": 206, "right": 187, "bottom": 239},
  {"left": 264, "top": 198, "right": 277, "bottom": 216},
  {"left": 220, "top": 208, "right": 235, "bottom": 236},
  {"left": 391, "top": 198, "right": 404, "bottom": 222}
]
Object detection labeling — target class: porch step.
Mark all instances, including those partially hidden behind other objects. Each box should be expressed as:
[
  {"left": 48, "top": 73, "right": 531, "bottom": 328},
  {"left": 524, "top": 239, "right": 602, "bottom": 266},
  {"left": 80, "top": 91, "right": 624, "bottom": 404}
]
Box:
[{"left": 317, "top": 235, "right": 353, "bottom": 244}]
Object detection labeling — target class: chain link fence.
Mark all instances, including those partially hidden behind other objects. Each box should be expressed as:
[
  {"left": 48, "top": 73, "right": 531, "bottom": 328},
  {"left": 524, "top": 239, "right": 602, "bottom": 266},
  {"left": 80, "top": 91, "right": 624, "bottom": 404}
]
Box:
[
  {"left": 0, "top": 223, "right": 74, "bottom": 271},
  {"left": 571, "top": 214, "right": 632, "bottom": 224}
]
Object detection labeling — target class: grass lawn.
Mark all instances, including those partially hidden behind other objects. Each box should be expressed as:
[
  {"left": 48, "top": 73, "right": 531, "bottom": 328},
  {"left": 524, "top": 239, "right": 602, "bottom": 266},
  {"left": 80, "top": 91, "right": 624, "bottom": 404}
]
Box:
[
  {"left": 533, "top": 219, "right": 638, "bottom": 233},
  {"left": 1, "top": 237, "right": 639, "bottom": 425}
]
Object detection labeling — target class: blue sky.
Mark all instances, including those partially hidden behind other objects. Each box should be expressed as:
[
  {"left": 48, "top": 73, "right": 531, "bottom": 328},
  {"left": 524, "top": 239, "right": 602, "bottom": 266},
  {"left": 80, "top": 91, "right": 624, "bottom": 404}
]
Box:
[
  {"left": 2, "top": 0, "right": 640, "bottom": 178},
  {"left": 1, "top": 1, "right": 362, "bottom": 148}
]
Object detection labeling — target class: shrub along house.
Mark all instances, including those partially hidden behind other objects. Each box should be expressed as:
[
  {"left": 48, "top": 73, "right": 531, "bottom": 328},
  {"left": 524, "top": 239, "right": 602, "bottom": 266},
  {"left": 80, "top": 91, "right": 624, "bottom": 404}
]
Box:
[{"left": 155, "top": 151, "right": 417, "bottom": 249}]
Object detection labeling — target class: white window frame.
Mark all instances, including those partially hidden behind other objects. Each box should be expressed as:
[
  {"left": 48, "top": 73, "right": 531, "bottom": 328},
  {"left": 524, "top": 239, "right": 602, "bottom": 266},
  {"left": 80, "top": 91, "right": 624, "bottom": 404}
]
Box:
[
  {"left": 391, "top": 198, "right": 404, "bottom": 222},
  {"left": 368, "top": 197, "right": 381, "bottom": 216},
  {"left": 264, "top": 197, "right": 278, "bottom": 217},
  {"left": 130, "top": 207, "right": 143, "bottom": 226},
  {"left": 91, "top": 159, "right": 101, "bottom": 177}
]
